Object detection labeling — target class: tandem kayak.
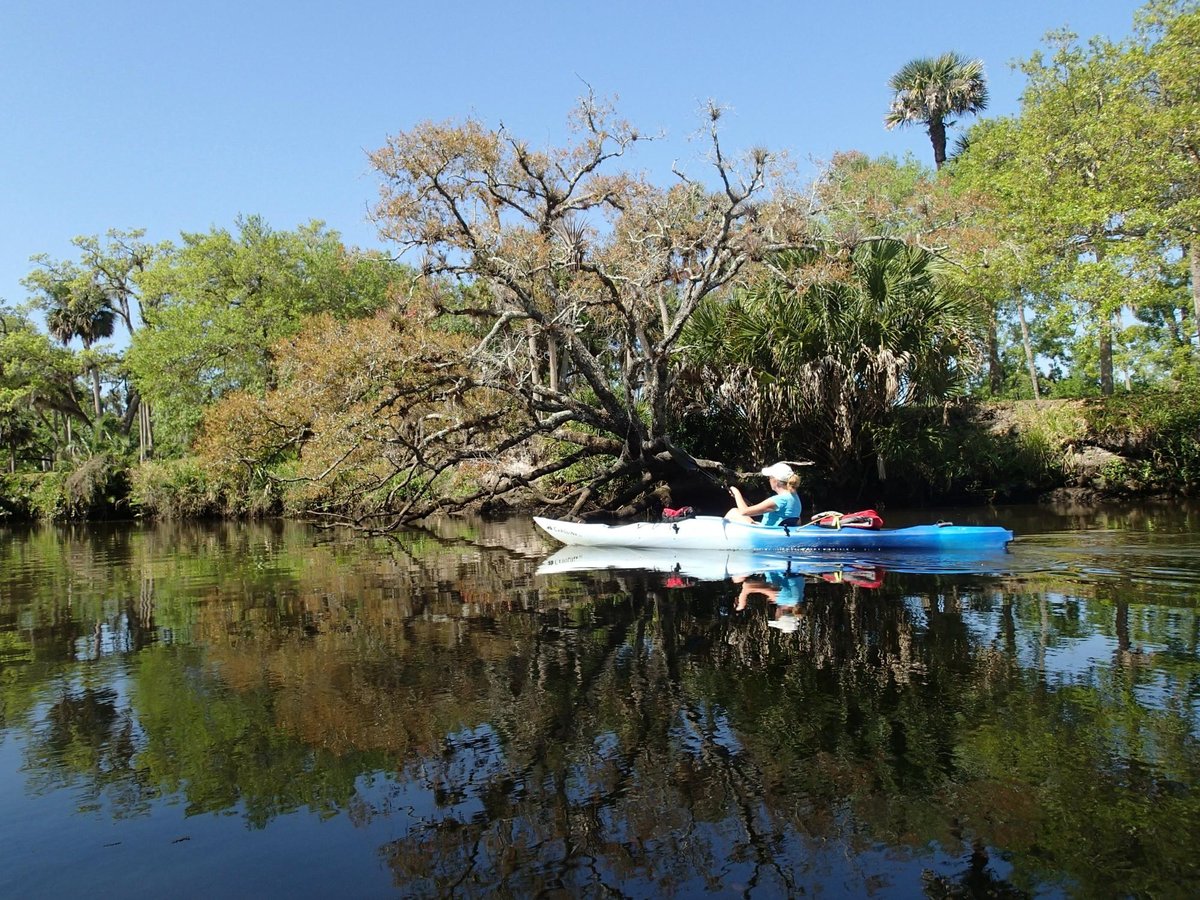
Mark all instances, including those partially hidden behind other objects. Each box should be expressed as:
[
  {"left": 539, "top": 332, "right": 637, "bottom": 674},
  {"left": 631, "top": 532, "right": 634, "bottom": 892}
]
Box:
[{"left": 533, "top": 515, "right": 1014, "bottom": 552}]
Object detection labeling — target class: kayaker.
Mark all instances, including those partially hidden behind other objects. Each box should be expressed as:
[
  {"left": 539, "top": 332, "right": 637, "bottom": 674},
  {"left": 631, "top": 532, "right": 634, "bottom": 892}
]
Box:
[{"left": 725, "top": 462, "right": 802, "bottom": 526}]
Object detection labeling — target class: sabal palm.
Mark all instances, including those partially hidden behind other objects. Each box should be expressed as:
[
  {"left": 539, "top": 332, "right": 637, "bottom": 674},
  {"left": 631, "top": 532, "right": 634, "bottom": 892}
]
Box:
[
  {"left": 46, "top": 280, "right": 116, "bottom": 349},
  {"left": 681, "top": 239, "right": 982, "bottom": 473},
  {"left": 885, "top": 53, "right": 988, "bottom": 169},
  {"left": 46, "top": 280, "right": 116, "bottom": 416}
]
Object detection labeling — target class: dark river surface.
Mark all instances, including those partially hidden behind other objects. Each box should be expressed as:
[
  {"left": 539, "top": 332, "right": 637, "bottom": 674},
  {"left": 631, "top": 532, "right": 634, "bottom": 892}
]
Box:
[{"left": 1, "top": 503, "right": 1198, "bottom": 898}]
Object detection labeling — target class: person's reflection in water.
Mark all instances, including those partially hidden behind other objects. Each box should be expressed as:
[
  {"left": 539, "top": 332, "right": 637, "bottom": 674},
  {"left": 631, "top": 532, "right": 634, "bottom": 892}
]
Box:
[{"left": 731, "top": 570, "right": 806, "bottom": 631}]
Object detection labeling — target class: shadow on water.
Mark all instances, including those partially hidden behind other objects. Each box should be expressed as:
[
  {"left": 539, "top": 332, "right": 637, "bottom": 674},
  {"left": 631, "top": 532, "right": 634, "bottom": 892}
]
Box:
[{"left": 0, "top": 505, "right": 1198, "bottom": 897}]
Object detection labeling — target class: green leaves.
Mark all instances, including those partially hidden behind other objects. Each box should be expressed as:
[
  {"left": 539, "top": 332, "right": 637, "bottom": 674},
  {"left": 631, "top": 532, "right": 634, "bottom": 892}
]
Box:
[
  {"left": 0, "top": 318, "right": 88, "bottom": 421},
  {"left": 953, "top": 5, "right": 1200, "bottom": 395},
  {"left": 126, "top": 217, "right": 410, "bottom": 453}
]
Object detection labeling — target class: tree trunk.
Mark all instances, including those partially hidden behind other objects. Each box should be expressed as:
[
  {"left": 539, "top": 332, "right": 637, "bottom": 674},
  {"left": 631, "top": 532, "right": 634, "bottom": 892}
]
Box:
[
  {"left": 90, "top": 367, "right": 103, "bottom": 418},
  {"left": 1095, "top": 240, "right": 1114, "bottom": 396},
  {"left": 138, "top": 401, "right": 154, "bottom": 462},
  {"left": 987, "top": 302, "right": 1003, "bottom": 395},
  {"left": 121, "top": 390, "right": 140, "bottom": 435},
  {"left": 1167, "top": 307, "right": 1184, "bottom": 346},
  {"left": 1099, "top": 318, "right": 1114, "bottom": 396},
  {"left": 547, "top": 332, "right": 560, "bottom": 393},
  {"left": 1191, "top": 242, "right": 1200, "bottom": 356},
  {"left": 526, "top": 321, "right": 540, "bottom": 386},
  {"left": 35, "top": 409, "right": 57, "bottom": 455},
  {"left": 928, "top": 118, "right": 947, "bottom": 170},
  {"left": 1017, "top": 298, "right": 1040, "bottom": 401}
]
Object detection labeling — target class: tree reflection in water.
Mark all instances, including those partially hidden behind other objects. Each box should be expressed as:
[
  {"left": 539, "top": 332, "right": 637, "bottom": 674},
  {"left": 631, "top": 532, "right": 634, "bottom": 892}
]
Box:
[{"left": 3, "top": 520, "right": 1199, "bottom": 896}]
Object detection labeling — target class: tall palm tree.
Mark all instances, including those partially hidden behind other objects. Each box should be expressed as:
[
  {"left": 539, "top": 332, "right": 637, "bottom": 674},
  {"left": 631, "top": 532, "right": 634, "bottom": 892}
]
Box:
[
  {"left": 46, "top": 279, "right": 116, "bottom": 418},
  {"left": 885, "top": 53, "right": 988, "bottom": 169}
]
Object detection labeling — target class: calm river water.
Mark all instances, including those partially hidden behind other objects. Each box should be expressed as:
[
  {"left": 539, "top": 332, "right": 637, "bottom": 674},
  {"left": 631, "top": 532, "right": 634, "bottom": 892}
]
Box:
[{"left": 1, "top": 503, "right": 1198, "bottom": 898}]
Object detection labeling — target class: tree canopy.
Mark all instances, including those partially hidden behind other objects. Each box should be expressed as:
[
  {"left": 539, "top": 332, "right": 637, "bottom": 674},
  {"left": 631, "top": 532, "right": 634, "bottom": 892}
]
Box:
[
  {"left": 953, "top": 2, "right": 1200, "bottom": 396},
  {"left": 348, "top": 96, "right": 803, "bottom": 521},
  {"left": 127, "top": 216, "right": 407, "bottom": 453},
  {"left": 681, "top": 238, "right": 983, "bottom": 481}
]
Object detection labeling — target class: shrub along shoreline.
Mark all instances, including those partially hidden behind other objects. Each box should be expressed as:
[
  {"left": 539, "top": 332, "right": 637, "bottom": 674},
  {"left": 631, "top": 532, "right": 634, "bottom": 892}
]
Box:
[{"left": 2, "top": 394, "right": 1197, "bottom": 525}]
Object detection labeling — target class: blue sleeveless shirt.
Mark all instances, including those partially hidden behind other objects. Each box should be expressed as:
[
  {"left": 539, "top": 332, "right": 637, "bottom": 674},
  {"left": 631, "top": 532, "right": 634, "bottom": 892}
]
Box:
[{"left": 761, "top": 491, "right": 801, "bottom": 527}]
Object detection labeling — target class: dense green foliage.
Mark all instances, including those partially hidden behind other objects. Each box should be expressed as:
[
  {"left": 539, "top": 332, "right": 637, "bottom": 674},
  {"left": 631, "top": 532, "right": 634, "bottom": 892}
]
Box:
[
  {"left": 953, "top": 1, "right": 1200, "bottom": 397},
  {"left": 1, "top": 223, "right": 411, "bottom": 522},
  {"left": 128, "top": 216, "right": 408, "bottom": 454},
  {"left": 680, "top": 239, "right": 982, "bottom": 485}
]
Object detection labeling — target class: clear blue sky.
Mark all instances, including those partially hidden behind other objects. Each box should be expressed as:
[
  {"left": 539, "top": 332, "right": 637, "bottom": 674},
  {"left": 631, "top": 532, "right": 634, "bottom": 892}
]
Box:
[{"left": 1, "top": 0, "right": 1144, "bottom": 316}]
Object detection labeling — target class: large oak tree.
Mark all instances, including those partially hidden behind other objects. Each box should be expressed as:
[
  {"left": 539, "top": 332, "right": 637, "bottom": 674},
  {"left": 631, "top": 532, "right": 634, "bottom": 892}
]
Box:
[{"left": 351, "top": 96, "right": 802, "bottom": 523}]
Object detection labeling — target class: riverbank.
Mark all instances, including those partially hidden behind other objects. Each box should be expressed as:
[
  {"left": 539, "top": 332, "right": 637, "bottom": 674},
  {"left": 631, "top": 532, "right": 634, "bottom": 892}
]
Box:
[
  {"left": 972, "top": 395, "right": 1200, "bottom": 503},
  {"left": 2, "top": 393, "right": 1197, "bottom": 525}
]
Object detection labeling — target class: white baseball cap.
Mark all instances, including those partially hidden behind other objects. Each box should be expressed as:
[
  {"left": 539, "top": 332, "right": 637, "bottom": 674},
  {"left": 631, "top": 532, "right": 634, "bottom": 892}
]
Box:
[{"left": 760, "top": 462, "right": 794, "bottom": 480}]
